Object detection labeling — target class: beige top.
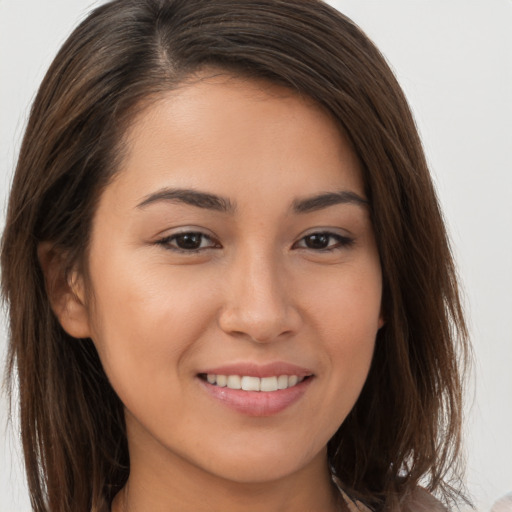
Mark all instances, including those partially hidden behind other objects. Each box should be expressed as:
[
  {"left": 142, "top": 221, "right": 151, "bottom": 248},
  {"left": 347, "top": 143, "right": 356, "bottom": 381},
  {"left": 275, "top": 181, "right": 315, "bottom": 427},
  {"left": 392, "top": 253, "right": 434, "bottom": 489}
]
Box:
[{"left": 340, "top": 487, "right": 448, "bottom": 512}]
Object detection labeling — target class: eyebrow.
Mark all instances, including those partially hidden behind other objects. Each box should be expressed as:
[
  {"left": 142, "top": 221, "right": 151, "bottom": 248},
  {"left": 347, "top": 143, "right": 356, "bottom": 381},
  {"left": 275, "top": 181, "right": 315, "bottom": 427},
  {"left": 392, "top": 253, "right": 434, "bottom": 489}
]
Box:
[
  {"left": 137, "top": 188, "right": 236, "bottom": 213},
  {"left": 292, "top": 191, "right": 369, "bottom": 213},
  {"left": 136, "top": 187, "right": 368, "bottom": 214}
]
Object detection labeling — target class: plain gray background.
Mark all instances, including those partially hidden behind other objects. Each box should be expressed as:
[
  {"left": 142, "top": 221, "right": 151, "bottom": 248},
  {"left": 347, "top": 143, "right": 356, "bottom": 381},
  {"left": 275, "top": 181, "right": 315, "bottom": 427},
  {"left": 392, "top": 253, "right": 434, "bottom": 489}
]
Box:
[{"left": 1, "top": 1, "right": 511, "bottom": 510}]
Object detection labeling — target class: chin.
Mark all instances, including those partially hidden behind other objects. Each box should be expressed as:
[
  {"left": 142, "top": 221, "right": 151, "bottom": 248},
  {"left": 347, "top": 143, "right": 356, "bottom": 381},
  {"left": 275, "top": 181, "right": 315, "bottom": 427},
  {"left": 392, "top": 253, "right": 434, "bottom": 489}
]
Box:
[
  {"left": 195, "top": 439, "right": 326, "bottom": 485},
  {"left": 206, "top": 459, "right": 304, "bottom": 484}
]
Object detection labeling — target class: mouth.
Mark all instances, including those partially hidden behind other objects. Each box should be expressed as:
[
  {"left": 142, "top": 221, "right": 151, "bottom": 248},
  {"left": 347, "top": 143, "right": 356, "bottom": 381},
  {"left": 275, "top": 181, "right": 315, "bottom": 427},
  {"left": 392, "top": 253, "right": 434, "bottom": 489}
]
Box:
[
  {"left": 198, "top": 373, "right": 312, "bottom": 392},
  {"left": 197, "top": 366, "right": 314, "bottom": 416}
]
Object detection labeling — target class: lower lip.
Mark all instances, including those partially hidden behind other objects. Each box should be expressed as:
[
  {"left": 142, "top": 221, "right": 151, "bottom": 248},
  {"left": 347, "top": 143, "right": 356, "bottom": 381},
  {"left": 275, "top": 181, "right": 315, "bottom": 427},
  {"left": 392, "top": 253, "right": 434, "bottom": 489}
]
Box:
[{"left": 199, "top": 377, "right": 312, "bottom": 417}]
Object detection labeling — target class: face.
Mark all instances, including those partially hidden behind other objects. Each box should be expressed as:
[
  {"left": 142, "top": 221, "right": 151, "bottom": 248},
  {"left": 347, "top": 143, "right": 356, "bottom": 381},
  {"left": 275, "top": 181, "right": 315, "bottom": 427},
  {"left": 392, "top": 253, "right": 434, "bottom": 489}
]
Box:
[{"left": 68, "top": 74, "right": 383, "bottom": 485}]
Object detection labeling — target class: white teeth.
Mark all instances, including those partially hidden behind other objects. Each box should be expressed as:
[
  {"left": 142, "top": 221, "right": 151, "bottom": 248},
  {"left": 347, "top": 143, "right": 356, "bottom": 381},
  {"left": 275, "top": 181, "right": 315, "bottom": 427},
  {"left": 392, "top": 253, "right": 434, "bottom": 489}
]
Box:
[
  {"left": 227, "top": 375, "right": 241, "bottom": 389},
  {"left": 241, "top": 376, "right": 260, "bottom": 391},
  {"left": 277, "top": 375, "right": 288, "bottom": 390},
  {"left": 260, "top": 376, "right": 278, "bottom": 392},
  {"left": 205, "top": 373, "right": 306, "bottom": 391}
]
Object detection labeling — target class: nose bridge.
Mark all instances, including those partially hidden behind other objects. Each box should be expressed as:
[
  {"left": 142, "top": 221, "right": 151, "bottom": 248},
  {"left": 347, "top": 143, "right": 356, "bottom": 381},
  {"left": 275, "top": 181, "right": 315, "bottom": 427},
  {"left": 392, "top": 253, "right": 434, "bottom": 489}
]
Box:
[
  {"left": 242, "top": 247, "right": 282, "bottom": 309},
  {"left": 219, "top": 243, "right": 299, "bottom": 342}
]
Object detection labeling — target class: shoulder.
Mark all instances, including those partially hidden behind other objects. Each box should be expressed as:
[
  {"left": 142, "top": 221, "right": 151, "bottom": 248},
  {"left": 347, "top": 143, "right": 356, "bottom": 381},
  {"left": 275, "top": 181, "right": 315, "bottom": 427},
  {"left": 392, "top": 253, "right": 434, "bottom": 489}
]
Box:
[
  {"left": 337, "top": 483, "right": 447, "bottom": 512},
  {"left": 403, "top": 487, "right": 448, "bottom": 512}
]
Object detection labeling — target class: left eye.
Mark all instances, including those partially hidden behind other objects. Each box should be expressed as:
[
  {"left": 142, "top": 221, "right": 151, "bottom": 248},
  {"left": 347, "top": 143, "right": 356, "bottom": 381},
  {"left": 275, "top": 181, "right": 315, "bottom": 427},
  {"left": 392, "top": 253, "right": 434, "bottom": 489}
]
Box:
[
  {"left": 293, "top": 232, "right": 353, "bottom": 251},
  {"left": 157, "top": 232, "right": 219, "bottom": 251}
]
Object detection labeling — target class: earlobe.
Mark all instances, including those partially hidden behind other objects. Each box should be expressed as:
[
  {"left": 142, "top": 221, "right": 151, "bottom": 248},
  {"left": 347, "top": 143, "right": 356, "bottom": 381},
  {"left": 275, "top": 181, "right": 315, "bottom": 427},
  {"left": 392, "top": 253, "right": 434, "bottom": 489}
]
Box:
[
  {"left": 378, "top": 304, "right": 386, "bottom": 329},
  {"left": 37, "top": 242, "right": 92, "bottom": 339}
]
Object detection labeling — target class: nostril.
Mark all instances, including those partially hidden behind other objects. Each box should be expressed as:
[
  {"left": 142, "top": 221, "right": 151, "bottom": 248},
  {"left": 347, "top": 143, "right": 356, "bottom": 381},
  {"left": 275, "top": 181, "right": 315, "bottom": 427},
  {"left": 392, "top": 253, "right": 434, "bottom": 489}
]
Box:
[{"left": 218, "top": 302, "right": 302, "bottom": 344}]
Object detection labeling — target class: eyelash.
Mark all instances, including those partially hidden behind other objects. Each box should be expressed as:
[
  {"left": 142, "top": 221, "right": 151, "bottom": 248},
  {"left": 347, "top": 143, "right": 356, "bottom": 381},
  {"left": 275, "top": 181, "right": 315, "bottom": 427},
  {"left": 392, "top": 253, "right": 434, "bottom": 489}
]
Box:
[
  {"left": 155, "top": 232, "right": 220, "bottom": 253},
  {"left": 155, "top": 231, "right": 354, "bottom": 253},
  {"left": 292, "top": 232, "right": 355, "bottom": 251}
]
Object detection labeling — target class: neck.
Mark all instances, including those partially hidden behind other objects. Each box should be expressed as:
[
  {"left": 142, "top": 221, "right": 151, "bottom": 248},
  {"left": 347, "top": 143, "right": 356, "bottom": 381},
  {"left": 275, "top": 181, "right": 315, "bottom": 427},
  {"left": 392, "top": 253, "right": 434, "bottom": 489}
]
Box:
[{"left": 112, "top": 435, "right": 343, "bottom": 512}]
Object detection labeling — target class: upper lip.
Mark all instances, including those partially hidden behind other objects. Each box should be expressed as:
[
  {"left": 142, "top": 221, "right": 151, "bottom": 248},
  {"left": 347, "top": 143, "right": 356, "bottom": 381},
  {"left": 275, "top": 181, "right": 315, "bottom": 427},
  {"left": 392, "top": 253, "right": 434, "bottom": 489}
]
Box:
[{"left": 198, "top": 362, "right": 314, "bottom": 379}]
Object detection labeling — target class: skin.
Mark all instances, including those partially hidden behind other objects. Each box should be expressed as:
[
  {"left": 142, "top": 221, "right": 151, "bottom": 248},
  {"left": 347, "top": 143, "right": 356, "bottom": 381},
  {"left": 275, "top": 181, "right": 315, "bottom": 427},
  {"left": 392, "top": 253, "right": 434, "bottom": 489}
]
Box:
[{"left": 51, "top": 74, "right": 383, "bottom": 512}]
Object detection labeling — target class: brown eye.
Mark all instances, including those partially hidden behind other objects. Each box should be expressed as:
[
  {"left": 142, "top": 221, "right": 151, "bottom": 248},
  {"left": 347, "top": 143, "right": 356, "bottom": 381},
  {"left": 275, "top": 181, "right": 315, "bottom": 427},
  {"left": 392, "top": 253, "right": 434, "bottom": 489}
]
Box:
[
  {"left": 156, "top": 232, "right": 219, "bottom": 252},
  {"left": 174, "top": 233, "right": 204, "bottom": 250},
  {"left": 294, "top": 232, "right": 354, "bottom": 251},
  {"left": 303, "top": 233, "right": 330, "bottom": 249}
]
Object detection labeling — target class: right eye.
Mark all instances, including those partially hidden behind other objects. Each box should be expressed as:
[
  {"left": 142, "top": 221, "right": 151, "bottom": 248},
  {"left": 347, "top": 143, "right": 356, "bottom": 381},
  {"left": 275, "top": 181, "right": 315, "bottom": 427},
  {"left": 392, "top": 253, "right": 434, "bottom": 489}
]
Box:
[
  {"left": 156, "top": 232, "right": 220, "bottom": 252},
  {"left": 292, "top": 231, "right": 354, "bottom": 252}
]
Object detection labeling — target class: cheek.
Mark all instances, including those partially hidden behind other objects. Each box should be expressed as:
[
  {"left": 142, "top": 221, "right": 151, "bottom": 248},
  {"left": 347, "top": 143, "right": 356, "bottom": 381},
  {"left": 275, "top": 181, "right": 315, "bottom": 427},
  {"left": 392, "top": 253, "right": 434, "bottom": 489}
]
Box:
[
  {"left": 85, "top": 253, "right": 219, "bottom": 397},
  {"left": 303, "top": 258, "right": 382, "bottom": 337},
  {"left": 301, "top": 260, "right": 381, "bottom": 397}
]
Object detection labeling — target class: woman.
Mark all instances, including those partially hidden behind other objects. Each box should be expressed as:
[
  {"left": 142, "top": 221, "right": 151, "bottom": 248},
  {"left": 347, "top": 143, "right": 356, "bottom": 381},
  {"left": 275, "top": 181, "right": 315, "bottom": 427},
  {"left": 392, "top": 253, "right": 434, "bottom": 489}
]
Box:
[{"left": 1, "top": 0, "right": 469, "bottom": 511}]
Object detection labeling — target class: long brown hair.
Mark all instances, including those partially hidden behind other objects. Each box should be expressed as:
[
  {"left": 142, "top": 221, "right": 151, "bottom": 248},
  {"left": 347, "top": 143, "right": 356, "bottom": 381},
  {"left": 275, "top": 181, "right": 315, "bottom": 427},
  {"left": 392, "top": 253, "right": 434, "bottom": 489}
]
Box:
[{"left": 1, "top": 1, "right": 469, "bottom": 510}]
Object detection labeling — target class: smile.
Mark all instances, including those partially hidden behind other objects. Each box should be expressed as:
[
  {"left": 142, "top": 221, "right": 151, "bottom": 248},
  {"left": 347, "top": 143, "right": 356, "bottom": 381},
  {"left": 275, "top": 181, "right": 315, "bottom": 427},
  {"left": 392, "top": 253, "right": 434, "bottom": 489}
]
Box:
[{"left": 201, "top": 374, "right": 308, "bottom": 391}]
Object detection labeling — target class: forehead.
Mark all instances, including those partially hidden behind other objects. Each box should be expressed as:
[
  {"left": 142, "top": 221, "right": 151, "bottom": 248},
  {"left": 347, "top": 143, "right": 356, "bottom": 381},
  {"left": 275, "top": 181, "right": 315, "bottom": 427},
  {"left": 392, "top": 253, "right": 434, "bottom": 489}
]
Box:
[{"left": 107, "top": 73, "right": 364, "bottom": 209}]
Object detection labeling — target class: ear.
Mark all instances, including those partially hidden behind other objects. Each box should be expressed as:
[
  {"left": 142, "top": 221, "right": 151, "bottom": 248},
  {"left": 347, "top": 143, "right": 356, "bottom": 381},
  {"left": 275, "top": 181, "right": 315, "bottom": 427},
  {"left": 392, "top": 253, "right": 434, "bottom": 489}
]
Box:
[
  {"left": 37, "top": 242, "right": 92, "bottom": 339},
  {"left": 378, "top": 303, "right": 386, "bottom": 330}
]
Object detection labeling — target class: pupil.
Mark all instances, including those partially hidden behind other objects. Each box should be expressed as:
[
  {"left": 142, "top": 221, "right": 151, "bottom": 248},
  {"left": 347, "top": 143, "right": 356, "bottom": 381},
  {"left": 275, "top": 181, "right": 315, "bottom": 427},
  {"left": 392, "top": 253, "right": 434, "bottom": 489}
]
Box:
[
  {"left": 306, "top": 234, "right": 329, "bottom": 249},
  {"left": 176, "top": 233, "right": 202, "bottom": 249}
]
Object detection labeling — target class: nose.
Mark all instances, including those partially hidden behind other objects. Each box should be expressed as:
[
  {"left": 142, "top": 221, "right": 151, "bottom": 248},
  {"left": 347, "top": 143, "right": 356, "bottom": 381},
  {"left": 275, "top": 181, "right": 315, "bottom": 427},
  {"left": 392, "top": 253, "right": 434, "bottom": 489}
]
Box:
[{"left": 218, "top": 249, "right": 302, "bottom": 343}]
